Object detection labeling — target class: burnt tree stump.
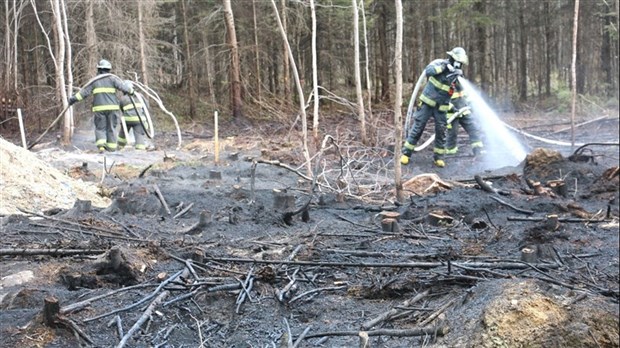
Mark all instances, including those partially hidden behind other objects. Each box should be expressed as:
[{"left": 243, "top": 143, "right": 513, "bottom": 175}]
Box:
[
  {"left": 273, "top": 189, "right": 295, "bottom": 212},
  {"left": 43, "top": 296, "right": 60, "bottom": 327},
  {"left": 547, "top": 180, "right": 567, "bottom": 197},
  {"left": 521, "top": 245, "right": 538, "bottom": 263}
]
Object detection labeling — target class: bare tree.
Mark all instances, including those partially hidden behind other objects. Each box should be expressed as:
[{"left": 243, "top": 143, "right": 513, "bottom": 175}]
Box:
[
  {"left": 280, "top": 0, "right": 290, "bottom": 101},
  {"left": 394, "top": 0, "right": 403, "bottom": 202},
  {"left": 270, "top": 0, "right": 311, "bottom": 176},
  {"left": 310, "top": 0, "right": 319, "bottom": 142},
  {"left": 252, "top": 0, "right": 262, "bottom": 104},
  {"left": 352, "top": 0, "right": 366, "bottom": 145},
  {"left": 360, "top": 0, "right": 372, "bottom": 125},
  {"left": 223, "top": 0, "right": 243, "bottom": 118},
  {"left": 137, "top": 1, "right": 149, "bottom": 85},
  {"left": 180, "top": 0, "right": 196, "bottom": 119},
  {"left": 570, "top": 0, "right": 580, "bottom": 147}
]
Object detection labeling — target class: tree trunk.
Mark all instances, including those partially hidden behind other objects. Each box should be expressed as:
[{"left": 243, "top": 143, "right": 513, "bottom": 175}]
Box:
[
  {"left": 360, "top": 0, "right": 372, "bottom": 125},
  {"left": 280, "top": 0, "right": 290, "bottom": 102},
  {"left": 137, "top": 1, "right": 149, "bottom": 85},
  {"left": 270, "top": 0, "right": 311, "bottom": 176},
  {"left": 180, "top": 0, "right": 196, "bottom": 119},
  {"left": 518, "top": 0, "right": 528, "bottom": 102},
  {"left": 223, "top": 0, "right": 243, "bottom": 118},
  {"left": 352, "top": 0, "right": 366, "bottom": 145},
  {"left": 50, "top": 0, "right": 69, "bottom": 144},
  {"left": 474, "top": 0, "right": 487, "bottom": 92},
  {"left": 60, "top": 0, "right": 73, "bottom": 138},
  {"left": 85, "top": 1, "right": 97, "bottom": 77},
  {"left": 252, "top": 0, "right": 262, "bottom": 104},
  {"left": 310, "top": 0, "right": 319, "bottom": 142},
  {"left": 394, "top": 0, "right": 403, "bottom": 203},
  {"left": 544, "top": 1, "right": 552, "bottom": 96},
  {"left": 377, "top": 1, "right": 390, "bottom": 102},
  {"left": 570, "top": 0, "right": 580, "bottom": 147}
]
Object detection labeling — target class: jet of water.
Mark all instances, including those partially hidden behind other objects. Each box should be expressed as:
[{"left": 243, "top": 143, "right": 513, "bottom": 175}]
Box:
[{"left": 458, "top": 77, "right": 528, "bottom": 168}]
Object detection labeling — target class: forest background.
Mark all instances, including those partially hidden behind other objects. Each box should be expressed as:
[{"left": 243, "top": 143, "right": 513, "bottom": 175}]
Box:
[{"left": 0, "top": 0, "right": 618, "bottom": 149}]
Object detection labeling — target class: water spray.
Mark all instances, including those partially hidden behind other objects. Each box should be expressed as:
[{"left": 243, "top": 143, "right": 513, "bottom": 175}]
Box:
[{"left": 458, "top": 77, "right": 528, "bottom": 168}]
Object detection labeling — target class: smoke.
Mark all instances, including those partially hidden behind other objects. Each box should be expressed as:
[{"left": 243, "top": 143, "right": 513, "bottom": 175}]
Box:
[{"left": 458, "top": 77, "right": 527, "bottom": 168}]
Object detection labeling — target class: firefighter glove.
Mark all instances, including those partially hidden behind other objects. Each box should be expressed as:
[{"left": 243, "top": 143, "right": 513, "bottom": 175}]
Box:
[
  {"left": 447, "top": 69, "right": 463, "bottom": 81},
  {"left": 68, "top": 95, "right": 77, "bottom": 106},
  {"left": 446, "top": 63, "right": 455, "bottom": 72}
]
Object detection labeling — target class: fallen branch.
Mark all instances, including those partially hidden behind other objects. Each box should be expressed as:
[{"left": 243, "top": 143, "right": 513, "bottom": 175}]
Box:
[
  {"left": 173, "top": 202, "right": 194, "bottom": 219},
  {"left": 116, "top": 291, "right": 169, "bottom": 348},
  {"left": 303, "top": 326, "right": 449, "bottom": 339},
  {"left": 20, "top": 209, "right": 126, "bottom": 236},
  {"left": 489, "top": 195, "right": 535, "bottom": 215},
  {"left": 507, "top": 216, "right": 610, "bottom": 223},
  {"left": 0, "top": 248, "right": 105, "bottom": 257},
  {"left": 288, "top": 285, "right": 347, "bottom": 304},
  {"left": 203, "top": 256, "right": 560, "bottom": 270},
  {"left": 153, "top": 184, "right": 171, "bottom": 215},
  {"left": 362, "top": 289, "right": 429, "bottom": 330},
  {"left": 61, "top": 283, "right": 157, "bottom": 314},
  {"left": 84, "top": 269, "right": 185, "bottom": 322}
]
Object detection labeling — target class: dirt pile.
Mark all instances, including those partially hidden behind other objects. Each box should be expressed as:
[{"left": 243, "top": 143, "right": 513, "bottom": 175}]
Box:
[{"left": 0, "top": 137, "right": 109, "bottom": 215}]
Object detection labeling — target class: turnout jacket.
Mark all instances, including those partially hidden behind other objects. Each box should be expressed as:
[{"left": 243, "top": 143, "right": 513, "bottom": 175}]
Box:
[
  {"left": 119, "top": 93, "right": 149, "bottom": 123},
  {"left": 74, "top": 74, "right": 133, "bottom": 112},
  {"left": 419, "top": 59, "right": 460, "bottom": 112}
]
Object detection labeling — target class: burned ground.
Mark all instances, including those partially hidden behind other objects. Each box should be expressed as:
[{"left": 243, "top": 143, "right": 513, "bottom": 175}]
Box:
[{"left": 0, "top": 112, "right": 618, "bottom": 348}]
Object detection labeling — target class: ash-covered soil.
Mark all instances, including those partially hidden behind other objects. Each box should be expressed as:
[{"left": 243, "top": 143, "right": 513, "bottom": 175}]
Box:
[{"left": 0, "top": 112, "right": 618, "bottom": 348}]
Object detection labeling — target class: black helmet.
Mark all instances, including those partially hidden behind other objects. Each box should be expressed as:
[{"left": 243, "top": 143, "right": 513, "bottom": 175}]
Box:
[{"left": 96, "top": 59, "right": 112, "bottom": 70}]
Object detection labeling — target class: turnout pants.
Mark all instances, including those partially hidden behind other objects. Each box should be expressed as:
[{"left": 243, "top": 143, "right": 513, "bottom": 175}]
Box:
[
  {"left": 94, "top": 110, "right": 119, "bottom": 150},
  {"left": 445, "top": 115, "right": 483, "bottom": 152},
  {"left": 118, "top": 120, "right": 146, "bottom": 150},
  {"left": 403, "top": 103, "right": 448, "bottom": 160}
]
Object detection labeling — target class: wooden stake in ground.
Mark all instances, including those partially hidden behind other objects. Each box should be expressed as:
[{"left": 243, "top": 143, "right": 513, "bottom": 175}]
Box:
[
  {"left": 214, "top": 110, "right": 219, "bottom": 165},
  {"left": 17, "top": 108, "right": 27, "bottom": 148}
]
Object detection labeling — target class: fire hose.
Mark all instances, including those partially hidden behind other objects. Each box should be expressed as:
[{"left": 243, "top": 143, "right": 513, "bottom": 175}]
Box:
[{"left": 28, "top": 73, "right": 114, "bottom": 149}]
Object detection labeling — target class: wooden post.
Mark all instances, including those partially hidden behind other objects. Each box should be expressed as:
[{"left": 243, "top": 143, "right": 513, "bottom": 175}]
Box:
[
  {"left": 17, "top": 108, "right": 27, "bottom": 149},
  {"left": 214, "top": 111, "right": 219, "bottom": 165}
]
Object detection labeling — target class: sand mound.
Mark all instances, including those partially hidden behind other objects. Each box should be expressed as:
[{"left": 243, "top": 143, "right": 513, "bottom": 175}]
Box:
[{"left": 0, "top": 137, "right": 109, "bottom": 215}]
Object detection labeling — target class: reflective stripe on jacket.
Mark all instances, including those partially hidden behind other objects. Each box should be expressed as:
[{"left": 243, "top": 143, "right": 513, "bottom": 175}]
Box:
[
  {"left": 120, "top": 93, "right": 149, "bottom": 122},
  {"left": 75, "top": 75, "right": 133, "bottom": 112},
  {"left": 419, "top": 58, "right": 457, "bottom": 111}
]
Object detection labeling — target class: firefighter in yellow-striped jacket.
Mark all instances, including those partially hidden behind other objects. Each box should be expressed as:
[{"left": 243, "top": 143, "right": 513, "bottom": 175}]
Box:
[
  {"left": 69, "top": 59, "right": 134, "bottom": 152},
  {"left": 401, "top": 47, "right": 468, "bottom": 168},
  {"left": 118, "top": 81, "right": 149, "bottom": 150},
  {"left": 445, "top": 86, "right": 484, "bottom": 156}
]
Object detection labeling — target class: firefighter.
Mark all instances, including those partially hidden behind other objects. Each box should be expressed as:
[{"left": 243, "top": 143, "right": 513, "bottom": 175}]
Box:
[
  {"left": 445, "top": 85, "right": 484, "bottom": 156},
  {"left": 118, "top": 81, "right": 149, "bottom": 150},
  {"left": 68, "top": 59, "right": 134, "bottom": 152},
  {"left": 401, "top": 47, "right": 468, "bottom": 167}
]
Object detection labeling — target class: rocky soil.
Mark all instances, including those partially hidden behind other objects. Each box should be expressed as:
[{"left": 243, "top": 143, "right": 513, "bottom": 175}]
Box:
[{"left": 0, "top": 111, "right": 618, "bottom": 348}]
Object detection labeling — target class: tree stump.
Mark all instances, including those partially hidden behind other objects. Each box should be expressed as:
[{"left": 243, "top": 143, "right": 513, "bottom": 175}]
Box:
[
  {"left": 544, "top": 214, "right": 560, "bottom": 231},
  {"left": 43, "top": 296, "right": 60, "bottom": 327},
  {"left": 209, "top": 170, "right": 222, "bottom": 180},
  {"left": 381, "top": 218, "right": 399, "bottom": 232},
  {"left": 63, "top": 199, "right": 92, "bottom": 218},
  {"left": 547, "top": 180, "right": 567, "bottom": 197},
  {"left": 273, "top": 189, "right": 295, "bottom": 212},
  {"left": 521, "top": 245, "right": 538, "bottom": 263},
  {"left": 426, "top": 212, "right": 453, "bottom": 226}
]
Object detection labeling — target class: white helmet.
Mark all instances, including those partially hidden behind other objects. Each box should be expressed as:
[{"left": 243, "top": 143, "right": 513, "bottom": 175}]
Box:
[
  {"left": 96, "top": 59, "right": 112, "bottom": 70},
  {"left": 447, "top": 47, "right": 468, "bottom": 65}
]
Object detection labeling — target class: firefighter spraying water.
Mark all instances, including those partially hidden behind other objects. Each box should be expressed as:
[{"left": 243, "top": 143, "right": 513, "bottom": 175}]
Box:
[{"left": 402, "top": 47, "right": 527, "bottom": 170}]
